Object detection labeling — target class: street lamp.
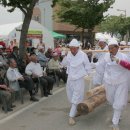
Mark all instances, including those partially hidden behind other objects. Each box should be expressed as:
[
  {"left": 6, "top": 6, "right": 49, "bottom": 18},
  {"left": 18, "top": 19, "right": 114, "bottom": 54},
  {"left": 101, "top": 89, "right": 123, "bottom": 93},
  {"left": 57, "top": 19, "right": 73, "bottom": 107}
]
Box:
[{"left": 117, "top": 9, "right": 126, "bottom": 17}]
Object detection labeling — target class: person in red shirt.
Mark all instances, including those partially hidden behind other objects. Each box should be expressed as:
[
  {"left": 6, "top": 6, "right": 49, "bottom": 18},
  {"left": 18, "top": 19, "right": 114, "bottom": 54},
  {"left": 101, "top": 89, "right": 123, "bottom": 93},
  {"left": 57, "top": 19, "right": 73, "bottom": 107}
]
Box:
[{"left": 0, "top": 41, "right": 6, "bottom": 48}]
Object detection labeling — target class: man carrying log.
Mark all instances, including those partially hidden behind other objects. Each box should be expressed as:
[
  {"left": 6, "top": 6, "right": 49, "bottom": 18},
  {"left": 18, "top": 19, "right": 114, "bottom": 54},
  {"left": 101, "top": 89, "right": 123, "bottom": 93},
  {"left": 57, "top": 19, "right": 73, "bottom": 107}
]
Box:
[
  {"left": 94, "top": 38, "right": 108, "bottom": 62},
  {"left": 62, "top": 39, "right": 91, "bottom": 125},
  {"left": 94, "top": 39, "right": 129, "bottom": 130}
]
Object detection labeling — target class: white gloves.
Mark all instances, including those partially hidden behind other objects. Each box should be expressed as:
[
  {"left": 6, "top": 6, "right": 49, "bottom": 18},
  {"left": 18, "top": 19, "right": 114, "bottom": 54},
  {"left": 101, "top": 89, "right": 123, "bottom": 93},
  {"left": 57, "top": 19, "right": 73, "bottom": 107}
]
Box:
[{"left": 110, "top": 55, "right": 120, "bottom": 63}]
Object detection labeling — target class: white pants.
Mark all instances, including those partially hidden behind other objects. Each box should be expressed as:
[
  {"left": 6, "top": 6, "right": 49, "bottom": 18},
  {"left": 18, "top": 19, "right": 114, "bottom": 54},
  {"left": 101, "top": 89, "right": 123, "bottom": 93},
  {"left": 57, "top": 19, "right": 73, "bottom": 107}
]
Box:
[
  {"left": 66, "top": 77, "right": 85, "bottom": 105},
  {"left": 104, "top": 82, "right": 128, "bottom": 110},
  {"left": 127, "top": 73, "right": 130, "bottom": 91},
  {"left": 69, "top": 104, "right": 77, "bottom": 117},
  {"left": 67, "top": 78, "right": 85, "bottom": 117},
  {"left": 104, "top": 82, "right": 128, "bottom": 125},
  {"left": 112, "top": 109, "right": 122, "bottom": 125}
]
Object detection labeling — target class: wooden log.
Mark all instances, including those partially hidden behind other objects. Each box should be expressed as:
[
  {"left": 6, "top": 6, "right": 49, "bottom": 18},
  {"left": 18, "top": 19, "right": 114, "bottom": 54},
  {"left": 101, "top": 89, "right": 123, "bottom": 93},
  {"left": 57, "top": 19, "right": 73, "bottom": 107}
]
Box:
[
  {"left": 84, "top": 49, "right": 130, "bottom": 53},
  {"left": 77, "top": 86, "right": 106, "bottom": 115},
  {"left": 86, "top": 85, "right": 105, "bottom": 98},
  {"left": 60, "top": 48, "right": 130, "bottom": 53}
]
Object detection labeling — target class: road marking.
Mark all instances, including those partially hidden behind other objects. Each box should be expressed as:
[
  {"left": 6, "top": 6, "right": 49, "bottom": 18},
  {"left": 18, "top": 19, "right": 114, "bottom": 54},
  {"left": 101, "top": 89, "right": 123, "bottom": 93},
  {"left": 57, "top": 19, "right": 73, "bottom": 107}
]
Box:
[{"left": 0, "top": 87, "right": 65, "bottom": 124}]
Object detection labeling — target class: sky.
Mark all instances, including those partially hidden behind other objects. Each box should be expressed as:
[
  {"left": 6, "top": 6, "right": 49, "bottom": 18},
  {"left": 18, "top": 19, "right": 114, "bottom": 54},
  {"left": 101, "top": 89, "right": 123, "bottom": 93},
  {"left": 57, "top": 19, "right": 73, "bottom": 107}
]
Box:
[
  {"left": 106, "top": 0, "right": 130, "bottom": 17},
  {"left": 0, "top": 0, "right": 130, "bottom": 25},
  {"left": 0, "top": 6, "right": 22, "bottom": 25}
]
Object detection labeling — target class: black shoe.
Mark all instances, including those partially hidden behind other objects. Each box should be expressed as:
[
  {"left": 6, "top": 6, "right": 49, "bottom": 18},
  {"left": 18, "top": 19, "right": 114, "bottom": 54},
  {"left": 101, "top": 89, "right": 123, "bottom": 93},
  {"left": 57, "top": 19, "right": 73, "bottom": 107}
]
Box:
[
  {"left": 44, "top": 94, "right": 48, "bottom": 97},
  {"left": 11, "top": 105, "right": 16, "bottom": 108},
  {"left": 7, "top": 108, "right": 13, "bottom": 111},
  {"left": 2, "top": 107, "right": 13, "bottom": 112},
  {"left": 47, "top": 92, "right": 52, "bottom": 95},
  {"left": 30, "top": 96, "right": 39, "bottom": 102}
]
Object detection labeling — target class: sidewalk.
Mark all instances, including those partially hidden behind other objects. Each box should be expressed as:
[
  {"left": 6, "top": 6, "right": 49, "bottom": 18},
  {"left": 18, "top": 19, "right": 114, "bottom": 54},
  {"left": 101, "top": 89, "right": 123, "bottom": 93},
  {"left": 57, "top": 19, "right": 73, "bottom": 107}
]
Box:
[{"left": 0, "top": 82, "right": 66, "bottom": 121}]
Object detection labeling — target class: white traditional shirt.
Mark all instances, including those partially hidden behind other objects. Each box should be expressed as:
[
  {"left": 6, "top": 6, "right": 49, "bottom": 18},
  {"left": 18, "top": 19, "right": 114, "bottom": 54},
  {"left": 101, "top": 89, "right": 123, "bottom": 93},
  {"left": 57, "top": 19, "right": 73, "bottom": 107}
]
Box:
[
  {"left": 63, "top": 50, "right": 91, "bottom": 80},
  {"left": 95, "top": 45, "right": 108, "bottom": 62},
  {"left": 96, "top": 52, "right": 129, "bottom": 85},
  {"left": 25, "top": 62, "right": 43, "bottom": 77}
]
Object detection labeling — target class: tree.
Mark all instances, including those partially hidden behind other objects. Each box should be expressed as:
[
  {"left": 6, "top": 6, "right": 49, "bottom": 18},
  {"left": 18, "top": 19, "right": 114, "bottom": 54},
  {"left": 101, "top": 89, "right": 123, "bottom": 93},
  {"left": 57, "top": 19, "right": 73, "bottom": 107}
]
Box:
[
  {"left": 52, "top": 0, "right": 58, "bottom": 7},
  {"left": 55, "top": 0, "right": 115, "bottom": 47},
  {"left": 99, "top": 16, "right": 130, "bottom": 41},
  {"left": 99, "top": 16, "right": 123, "bottom": 35},
  {"left": 0, "top": 0, "right": 57, "bottom": 59},
  {"left": 0, "top": 0, "right": 39, "bottom": 59}
]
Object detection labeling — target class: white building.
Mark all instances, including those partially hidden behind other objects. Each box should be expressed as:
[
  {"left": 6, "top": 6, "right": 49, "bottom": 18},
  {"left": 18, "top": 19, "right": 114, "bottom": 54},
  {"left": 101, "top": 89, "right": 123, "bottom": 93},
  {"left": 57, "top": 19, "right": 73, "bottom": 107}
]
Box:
[{"left": 32, "top": 0, "right": 53, "bottom": 30}]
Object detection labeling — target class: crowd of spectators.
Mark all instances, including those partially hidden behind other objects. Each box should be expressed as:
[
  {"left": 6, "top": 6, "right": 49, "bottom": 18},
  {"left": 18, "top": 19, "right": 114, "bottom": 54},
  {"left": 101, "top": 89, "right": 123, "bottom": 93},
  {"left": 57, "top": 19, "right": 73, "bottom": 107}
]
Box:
[{"left": 0, "top": 41, "right": 68, "bottom": 113}]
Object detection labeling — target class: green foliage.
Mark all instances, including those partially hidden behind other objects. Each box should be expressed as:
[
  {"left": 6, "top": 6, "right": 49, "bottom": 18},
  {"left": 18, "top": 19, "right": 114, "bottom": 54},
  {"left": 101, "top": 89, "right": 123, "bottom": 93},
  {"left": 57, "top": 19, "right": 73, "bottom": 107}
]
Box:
[
  {"left": 99, "top": 16, "right": 122, "bottom": 34},
  {"left": 56, "top": 0, "right": 115, "bottom": 30},
  {"left": 99, "top": 15, "right": 130, "bottom": 37},
  {"left": 0, "top": 0, "right": 39, "bottom": 58},
  {"left": 52, "top": 0, "right": 59, "bottom": 7},
  {"left": 0, "top": 0, "right": 36, "bottom": 14}
]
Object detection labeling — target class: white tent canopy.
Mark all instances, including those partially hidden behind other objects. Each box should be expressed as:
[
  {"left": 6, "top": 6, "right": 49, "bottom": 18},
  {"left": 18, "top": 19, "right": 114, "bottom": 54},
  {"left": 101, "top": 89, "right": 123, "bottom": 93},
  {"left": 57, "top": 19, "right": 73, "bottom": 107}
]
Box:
[{"left": 0, "top": 20, "right": 54, "bottom": 49}]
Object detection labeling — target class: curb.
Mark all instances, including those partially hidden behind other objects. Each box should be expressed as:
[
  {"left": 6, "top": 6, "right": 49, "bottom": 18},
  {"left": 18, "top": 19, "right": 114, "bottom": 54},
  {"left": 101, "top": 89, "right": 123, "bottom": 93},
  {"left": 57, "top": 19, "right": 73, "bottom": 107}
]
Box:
[{"left": 0, "top": 87, "right": 65, "bottom": 124}]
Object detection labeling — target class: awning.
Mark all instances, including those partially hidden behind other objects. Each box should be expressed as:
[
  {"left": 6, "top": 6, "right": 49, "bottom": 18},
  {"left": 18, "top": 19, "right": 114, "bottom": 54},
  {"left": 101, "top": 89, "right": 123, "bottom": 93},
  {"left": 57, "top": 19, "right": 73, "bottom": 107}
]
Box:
[{"left": 51, "top": 31, "right": 66, "bottom": 39}]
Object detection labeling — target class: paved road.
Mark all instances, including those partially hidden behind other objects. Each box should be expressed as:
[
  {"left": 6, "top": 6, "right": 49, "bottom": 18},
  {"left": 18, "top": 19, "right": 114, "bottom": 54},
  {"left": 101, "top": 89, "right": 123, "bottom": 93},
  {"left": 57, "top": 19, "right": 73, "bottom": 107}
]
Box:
[{"left": 0, "top": 87, "right": 130, "bottom": 130}]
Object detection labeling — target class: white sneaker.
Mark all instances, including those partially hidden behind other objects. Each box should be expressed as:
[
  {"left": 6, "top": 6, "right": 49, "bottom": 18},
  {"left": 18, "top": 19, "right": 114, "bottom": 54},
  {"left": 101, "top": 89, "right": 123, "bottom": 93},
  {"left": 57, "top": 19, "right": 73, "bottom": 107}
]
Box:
[{"left": 69, "top": 117, "right": 76, "bottom": 125}]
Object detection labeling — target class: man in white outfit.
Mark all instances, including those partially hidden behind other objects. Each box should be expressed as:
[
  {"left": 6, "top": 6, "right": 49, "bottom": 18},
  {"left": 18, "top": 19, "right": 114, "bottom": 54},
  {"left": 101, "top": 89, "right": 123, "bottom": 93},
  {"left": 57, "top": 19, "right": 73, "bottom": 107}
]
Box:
[
  {"left": 93, "top": 38, "right": 108, "bottom": 86},
  {"left": 62, "top": 39, "right": 91, "bottom": 125},
  {"left": 94, "top": 38, "right": 108, "bottom": 62},
  {"left": 94, "top": 39, "right": 129, "bottom": 130}
]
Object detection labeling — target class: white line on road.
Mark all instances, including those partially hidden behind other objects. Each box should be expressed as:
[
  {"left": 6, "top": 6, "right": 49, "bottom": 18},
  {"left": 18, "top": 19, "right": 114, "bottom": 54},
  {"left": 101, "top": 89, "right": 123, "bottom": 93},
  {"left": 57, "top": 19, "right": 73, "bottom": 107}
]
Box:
[{"left": 0, "top": 87, "right": 65, "bottom": 124}]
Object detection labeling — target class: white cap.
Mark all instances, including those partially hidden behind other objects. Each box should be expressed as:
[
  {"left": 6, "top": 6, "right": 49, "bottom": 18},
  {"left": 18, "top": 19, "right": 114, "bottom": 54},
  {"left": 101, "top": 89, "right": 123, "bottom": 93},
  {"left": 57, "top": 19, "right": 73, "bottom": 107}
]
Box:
[
  {"left": 69, "top": 39, "right": 80, "bottom": 47},
  {"left": 128, "top": 42, "right": 130, "bottom": 45},
  {"left": 108, "top": 39, "right": 118, "bottom": 46},
  {"left": 98, "top": 38, "right": 106, "bottom": 43},
  {"left": 0, "top": 45, "right": 3, "bottom": 49},
  {"left": 120, "top": 41, "right": 126, "bottom": 45},
  {"left": 38, "top": 45, "right": 44, "bottom": 50}
]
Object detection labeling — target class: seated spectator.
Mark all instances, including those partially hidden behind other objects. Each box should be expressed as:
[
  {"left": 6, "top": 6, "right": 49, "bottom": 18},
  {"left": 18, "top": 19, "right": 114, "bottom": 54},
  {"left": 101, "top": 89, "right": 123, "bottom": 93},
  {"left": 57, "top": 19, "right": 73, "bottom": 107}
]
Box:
[
  {"left": 37, "top": 46, "right": 49, "bottom": 69},
  {"left": 0, "top": 45, "right": 8, "bottom": 69},
  {"left": 9, "top": 46, "right": 26, "bottom": 74},
  {"left": 54, "top": 44, "right": 62, "bottom": 56},
  {"left": 0, "top": 69, "right": 14, "bottom": 112},
  {"left": 47, "top": 52, "right": 67, "bottom": 83},
  {"left": 4, "top": 48, "right": 12, "bottom": 58},
  {"left": 6, "top": 59, "right": 39, "bottom": 102},
  {"left": 25, "top": 53, "right": 54, "bottom": 97},
  {"left": 45, "top": 47, "right": 53, "bottom": 59},
  {"left": 0, "top": 41, "right": 6, "bottom": 49},
  {"left": 8, "top": 41, "right": 14, "bottom": 52}
]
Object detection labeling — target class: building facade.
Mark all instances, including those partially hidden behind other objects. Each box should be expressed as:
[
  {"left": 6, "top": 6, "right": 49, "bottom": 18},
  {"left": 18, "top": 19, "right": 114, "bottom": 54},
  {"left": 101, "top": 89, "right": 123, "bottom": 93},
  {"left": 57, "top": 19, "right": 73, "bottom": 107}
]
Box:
[{"left": 32, "top": 0, "right": 53, "bottom": 30}]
